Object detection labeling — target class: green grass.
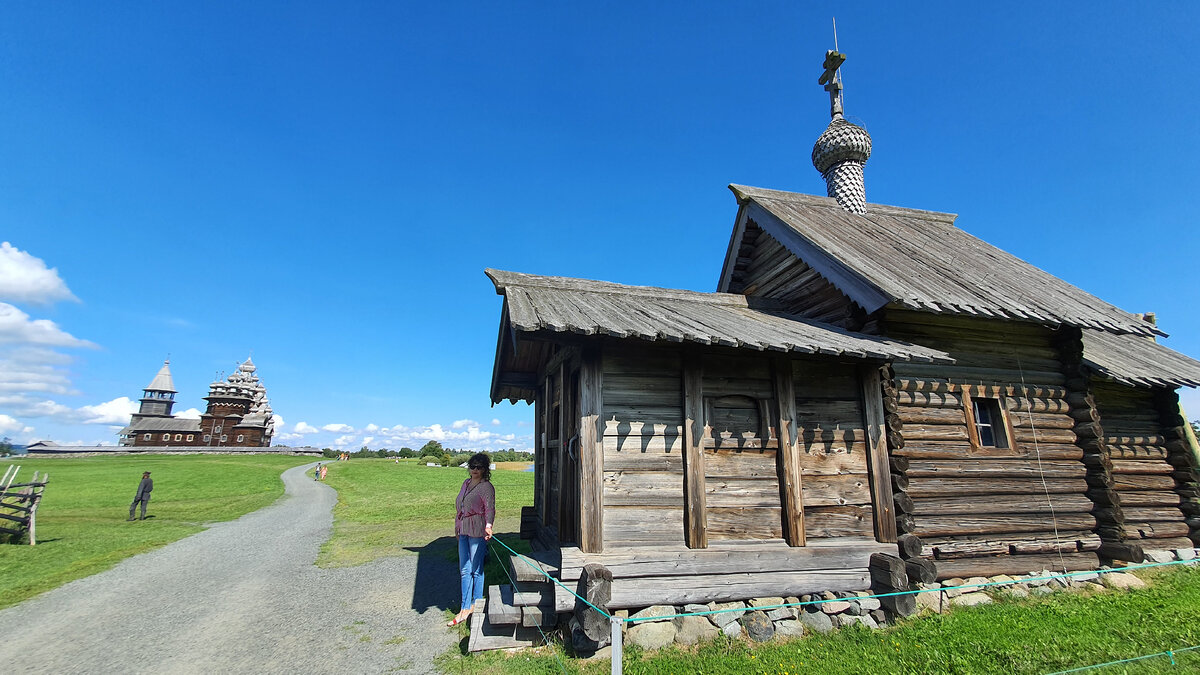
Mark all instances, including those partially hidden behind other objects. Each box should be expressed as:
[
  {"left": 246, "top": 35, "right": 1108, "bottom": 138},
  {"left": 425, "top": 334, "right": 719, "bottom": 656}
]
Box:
[
  {"left": 0, "top": 454, "right": 311, "bottom": 609},
  {"left": 440, "top": 565, "right": 1200, "bottom": 674},
  {"left": 316, "top": 458, "right": 533, "bottom": 567}
]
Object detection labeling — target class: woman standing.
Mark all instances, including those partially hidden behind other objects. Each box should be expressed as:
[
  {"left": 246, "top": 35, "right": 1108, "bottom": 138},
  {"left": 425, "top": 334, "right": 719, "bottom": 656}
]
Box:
[{"left": 449, "top": 452, "right": 495, "bottom": 626}]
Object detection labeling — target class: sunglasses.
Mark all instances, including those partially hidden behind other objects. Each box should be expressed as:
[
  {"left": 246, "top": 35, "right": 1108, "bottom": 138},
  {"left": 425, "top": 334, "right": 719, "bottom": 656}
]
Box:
[{"left": 469, "top": 465, "right": 484, "bottom": 470}]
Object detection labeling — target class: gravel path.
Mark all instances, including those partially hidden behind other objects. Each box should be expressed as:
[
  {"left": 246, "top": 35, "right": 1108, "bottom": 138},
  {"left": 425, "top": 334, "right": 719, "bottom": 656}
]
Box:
[{"left": 0, "top": 462, "right": 462, "bottom": 674}]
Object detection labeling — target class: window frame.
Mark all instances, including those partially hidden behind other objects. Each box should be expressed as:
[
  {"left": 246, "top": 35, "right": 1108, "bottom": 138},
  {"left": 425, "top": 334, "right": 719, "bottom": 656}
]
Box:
[{"left": 961, "top": 386, "right": 1017, "bottom": 452}]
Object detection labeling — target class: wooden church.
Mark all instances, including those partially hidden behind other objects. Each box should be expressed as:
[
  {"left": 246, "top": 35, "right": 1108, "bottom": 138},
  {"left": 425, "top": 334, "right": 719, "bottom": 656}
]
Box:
[{"left": 485, "top": 50, "right": 1200, "bottom": 612}]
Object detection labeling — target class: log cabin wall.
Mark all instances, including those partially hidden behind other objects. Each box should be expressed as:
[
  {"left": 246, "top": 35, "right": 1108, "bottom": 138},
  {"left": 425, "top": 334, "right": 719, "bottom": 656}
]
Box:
[
  {"left": 884, "top": 310, "right": 1100, "bottom": 578},
  {"left": 1091, "top": 380, "right": 1196, "bottom": 551},
  {"left": 726, "top": 222, "right": 868, "bottom": 330},
  {"left": 702, "top": 355, "right": 783, "bottom": 541},
  {"left": 595, "top": 343, "right": 891, "bottom": 551},
  {"left": 792, "top": 359, "right": 877, "bottom": 541},
  {"left": 601, "top": 348, "right": 686, "bottom": 549}
]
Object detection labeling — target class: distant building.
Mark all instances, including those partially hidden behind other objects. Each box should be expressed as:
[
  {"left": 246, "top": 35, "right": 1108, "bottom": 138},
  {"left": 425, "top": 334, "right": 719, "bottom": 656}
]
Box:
[{"left": 118, "top": 358, "right": 275, "bottom": 447}]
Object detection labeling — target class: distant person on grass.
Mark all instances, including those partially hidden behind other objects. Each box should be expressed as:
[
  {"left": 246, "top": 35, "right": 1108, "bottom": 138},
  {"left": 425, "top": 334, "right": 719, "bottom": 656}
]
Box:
[
  {"left": 449, "top": 452, "right": 494, "bottom": 627},
  {"left": 128, "top": 471, "right": 152, "bottom": 521}
]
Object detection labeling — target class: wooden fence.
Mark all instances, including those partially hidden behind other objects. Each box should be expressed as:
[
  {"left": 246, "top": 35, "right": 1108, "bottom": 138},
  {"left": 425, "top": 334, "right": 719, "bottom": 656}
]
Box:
[{"left": 0, "top": 465, "right": 49, "bottom": 545}]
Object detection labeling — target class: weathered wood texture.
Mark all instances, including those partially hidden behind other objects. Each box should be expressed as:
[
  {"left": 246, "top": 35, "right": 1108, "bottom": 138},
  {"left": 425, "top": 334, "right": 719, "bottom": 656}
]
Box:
[
  {"left": 601, "top": 351, "right": 686, "bottom": 548},
  {"left": 703, "top": 355, "right": 781, "bottom": 541},
  {"left": 792, "top": 359, "right": 876, "bottom": 540},
  {"left": 725, "top": 222, "right": 868, "bottom": 329},
  {"left": 578, "top": 350, "right": 603, "bottom": 552},
  {"left": 1090, "top": 380, "right": 1199, "bottom": 547},
  {"left": 557, "top": 538, "right": 892, "bottom": 610},
  {"left": 884, "top": 314, "right": 1098, "bottom": 572}
]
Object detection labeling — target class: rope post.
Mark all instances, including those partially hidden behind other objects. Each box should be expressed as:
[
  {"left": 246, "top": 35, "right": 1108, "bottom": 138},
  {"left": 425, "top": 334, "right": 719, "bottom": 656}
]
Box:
[{"left": 610, "top": 616, "right": 623, "bottom": 675}]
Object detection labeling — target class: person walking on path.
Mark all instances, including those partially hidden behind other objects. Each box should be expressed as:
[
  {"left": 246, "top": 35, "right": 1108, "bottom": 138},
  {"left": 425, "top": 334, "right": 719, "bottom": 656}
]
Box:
[
  {"left": 128, "top": 471, "right": 153, "bottom": 521},
  {"left": 314, "top": 463, "right": 322, "bottom": 481},
  {"left": 449, "top": 453, "right": 494, "bottom": 627}
]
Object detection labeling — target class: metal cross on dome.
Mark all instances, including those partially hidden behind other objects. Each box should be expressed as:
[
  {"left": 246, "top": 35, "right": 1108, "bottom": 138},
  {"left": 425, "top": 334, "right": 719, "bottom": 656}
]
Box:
[{"left": 818, "top": 49, "right": 846, "bottom": 119}]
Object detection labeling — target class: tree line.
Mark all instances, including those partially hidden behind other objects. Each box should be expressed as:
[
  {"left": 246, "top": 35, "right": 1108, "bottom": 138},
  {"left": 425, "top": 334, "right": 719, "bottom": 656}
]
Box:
[{"left": 320, "top": 440, "right": 532, "bottom": 465}]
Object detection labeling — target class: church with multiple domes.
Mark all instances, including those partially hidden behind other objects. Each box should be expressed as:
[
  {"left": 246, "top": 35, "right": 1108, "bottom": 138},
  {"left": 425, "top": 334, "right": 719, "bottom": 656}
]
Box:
[{"left": 117, "top": 357, "right": 275, "bottom": 447}]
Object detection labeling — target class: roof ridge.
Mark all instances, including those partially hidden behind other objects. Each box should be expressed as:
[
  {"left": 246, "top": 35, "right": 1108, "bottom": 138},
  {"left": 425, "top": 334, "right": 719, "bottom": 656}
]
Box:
[
  {"left": 729, "top": 184, "right": 958, "bottom": 225},
  {"left": 486, "top": 269, "right": 760, "bottom": 308}
]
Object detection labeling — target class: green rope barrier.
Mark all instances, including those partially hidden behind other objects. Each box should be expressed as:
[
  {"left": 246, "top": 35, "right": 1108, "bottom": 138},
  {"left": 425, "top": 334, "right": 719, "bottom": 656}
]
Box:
[
  {"left": 1045, "top": 644, "right": 1200, "bottom": 674},
  {"left": 487, "top": 536, "right": 570, "bottom": 674},
  {"left": 490, "top": 535, "right": 613, "bottom": 619}
]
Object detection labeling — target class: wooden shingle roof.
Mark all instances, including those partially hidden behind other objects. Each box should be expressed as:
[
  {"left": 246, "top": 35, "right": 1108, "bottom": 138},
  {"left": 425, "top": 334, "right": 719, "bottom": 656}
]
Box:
[
  {"left": 487, "top": 268, "right": 952, "bottom": 403},
  {"left": 1082, "top": 330, "right": 1200, "bottom": 388},
  {"left": 721, "top": 185, "right": 1161, "bottom": 337}
]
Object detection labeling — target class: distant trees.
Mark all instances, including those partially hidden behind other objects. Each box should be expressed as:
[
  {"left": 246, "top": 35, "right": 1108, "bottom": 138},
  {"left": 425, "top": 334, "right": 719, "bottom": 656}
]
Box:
[
  {"left": 0, "top": 437, "right": 11, "bottom": 457},
  {"left": 314, "top": 442, "right": 533, "bottom": 464}
]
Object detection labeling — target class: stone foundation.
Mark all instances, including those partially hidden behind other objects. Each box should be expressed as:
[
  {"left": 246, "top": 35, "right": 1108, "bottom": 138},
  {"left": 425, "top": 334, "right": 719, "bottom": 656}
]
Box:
[{"left": 579, "top": 549, "right": 1200, "bottom": 653}]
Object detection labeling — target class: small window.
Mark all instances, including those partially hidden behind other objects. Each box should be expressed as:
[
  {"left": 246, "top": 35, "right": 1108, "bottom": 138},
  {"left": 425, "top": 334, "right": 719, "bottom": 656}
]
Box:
[
  {"left": 215, "top": 425, "right": 223, "bottom": 433},
  {"left": 221, "top": 435, "right": 228, "bottom": 442},
  {"left": 237, "top": 434, "right": 244, "bottom": 442},
  {"left": 203, "top": 435, "right": 211, "bottom": 442},
  {"left": 144, "top": 433, "right": 152, "bottom": 440},
  {"left": 972, "top": 398, "right": 1009, "bottom": 448},
  {"left": 162, "top": 433, "right": 170, "bottom": 441},
  {"left": 175, "top": 434, "right": 182, "bottom": 441},
  {"left": 187, "top": 434, "right": 194, "bottom": 441}
]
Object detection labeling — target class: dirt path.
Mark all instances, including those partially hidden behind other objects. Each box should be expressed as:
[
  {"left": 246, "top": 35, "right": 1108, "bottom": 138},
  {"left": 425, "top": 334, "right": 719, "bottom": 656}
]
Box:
[{"left": 0, "top": 463, "right": 461, "bottom": 674}]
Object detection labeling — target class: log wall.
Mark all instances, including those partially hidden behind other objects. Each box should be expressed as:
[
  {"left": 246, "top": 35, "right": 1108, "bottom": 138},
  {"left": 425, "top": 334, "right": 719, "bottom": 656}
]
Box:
[
  {"left": 792, "top": 359, "right": 876, "bottom": 539},
  {"left": 885, "top": 312, "right": 1100, "bottom": 578},
  {"left": 592, "top": 345, "right": 888, "bottom": 550},
  {"left": 702, "top": 355, "right": 782, "bottom": 541},
  {"left": 1091, "top": 381, "right": 1197, "bottom": 551},
  {"left": 601, "top": 350, "right": 685, "bottom": 548}
]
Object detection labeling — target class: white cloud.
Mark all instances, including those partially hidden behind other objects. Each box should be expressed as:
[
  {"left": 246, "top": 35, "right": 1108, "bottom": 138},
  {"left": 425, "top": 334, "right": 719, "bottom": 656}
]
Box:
[
  {"left": 294, "top": 422, "right": 320, "bottom": 434},
  {"left": 0, "top": 242, "right": 78, "bottom": 305},
  {"left": 0, "top": 303, "right": 95, "bottom": 348},
  {"left": 333, "top": 434, "right": 357, "bottom": 447},
  {"left": 77, "top": 397, "right": 139, "bottom": 425},
  {"left": 364, "top": 423, "right": 379, "bottom": 432},
  {"left": 0, "top": 414, "right": 33, "bottom": 436},
  {"left": 491, "top": 418, "right": 501, "bottom": 426},
  {"left": 322, "top": 423, "right": 353, "bottom": 433},
  {"left": 275, "top": 432, "right": 303, "bottom": 442},
  {"left": 361, "top": 436, "right": 375, "bottom": 446},
  {"left": 175, "top": 407, "right": 203, "bottom": 420},
  {"left": 452, "top": 419, "right": 477, "bottom": 429}
]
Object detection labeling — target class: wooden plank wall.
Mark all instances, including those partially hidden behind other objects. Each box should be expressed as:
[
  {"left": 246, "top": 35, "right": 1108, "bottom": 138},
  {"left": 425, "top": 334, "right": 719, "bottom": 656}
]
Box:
[
  {"left": 601, "top": 350, "right": 685, "bottom": 548},
  {"left": 729, "top": 223, "right": 866, "bottom": 329},
  {"left": 792, "top": 359, "right": 876, "bottom": 540},
  {"left": 885, "top": 312, "right": 1100, "bottom": 578},
  {"left": 702, "top": 355, "right": 781, "bottom": 541},
  {"left": 1092, "top": 381, "right": 1192, "bottom": 550}
]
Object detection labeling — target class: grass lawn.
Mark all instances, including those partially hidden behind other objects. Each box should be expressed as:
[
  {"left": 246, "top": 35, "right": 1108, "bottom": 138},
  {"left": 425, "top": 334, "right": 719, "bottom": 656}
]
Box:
[
  {"left": 444, "top": 565, "right": 1200, "bottom": 674},
  {"left": 0, "top": 454, "right": 311, "bottom": 610},
  {"left": 316, "top": 458, "right": 533, "bottom": 568}
]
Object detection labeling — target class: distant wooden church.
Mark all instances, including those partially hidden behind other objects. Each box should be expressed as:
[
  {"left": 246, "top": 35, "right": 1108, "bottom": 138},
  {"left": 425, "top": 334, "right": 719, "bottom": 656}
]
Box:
[
  {"left": 118, "top": 357, "right": 275, "bottom": 448},
  {"left": 486, "top": 50, "right": 1200, "bottom": 610}
]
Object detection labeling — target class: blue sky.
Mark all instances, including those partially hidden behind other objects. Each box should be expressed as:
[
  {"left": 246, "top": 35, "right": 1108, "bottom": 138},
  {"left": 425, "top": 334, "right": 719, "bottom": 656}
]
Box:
[{"left": 2, "top": 2, "right": 1198, "bottom": 450}]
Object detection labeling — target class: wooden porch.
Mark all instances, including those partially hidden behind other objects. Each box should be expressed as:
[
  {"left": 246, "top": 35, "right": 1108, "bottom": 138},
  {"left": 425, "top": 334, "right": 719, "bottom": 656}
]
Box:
[{"left": 554, "top": 536, "right": 894, "bottom": 611}]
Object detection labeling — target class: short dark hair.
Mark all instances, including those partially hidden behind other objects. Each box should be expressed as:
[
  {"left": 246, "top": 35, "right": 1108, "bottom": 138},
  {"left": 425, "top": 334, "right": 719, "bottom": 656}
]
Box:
[{"left": 468, "top": 452, "right": 491, "bottom": 481}]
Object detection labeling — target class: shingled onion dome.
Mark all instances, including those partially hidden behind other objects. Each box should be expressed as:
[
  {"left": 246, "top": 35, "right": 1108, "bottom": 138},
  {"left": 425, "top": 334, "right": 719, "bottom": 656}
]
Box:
[{"left": 812, "top": 116, "right": 872, "bottom": 214}]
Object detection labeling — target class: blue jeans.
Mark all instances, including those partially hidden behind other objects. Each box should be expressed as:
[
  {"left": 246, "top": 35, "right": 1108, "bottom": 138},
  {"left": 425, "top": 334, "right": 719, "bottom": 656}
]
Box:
[{"left": 458, "top": 535, "right": 487, "bottom": 610}]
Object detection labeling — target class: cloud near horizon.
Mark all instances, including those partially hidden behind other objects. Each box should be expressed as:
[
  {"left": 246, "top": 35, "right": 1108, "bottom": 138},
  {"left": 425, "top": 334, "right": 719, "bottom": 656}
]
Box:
[{"left": 0, "top": 242, "right": 78, "bottom": 305}]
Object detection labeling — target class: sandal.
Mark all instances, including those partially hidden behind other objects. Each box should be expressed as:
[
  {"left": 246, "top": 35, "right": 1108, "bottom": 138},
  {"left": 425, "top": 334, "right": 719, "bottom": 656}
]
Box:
[{"left": 447, "top": 612, "right": 471, "bottom": 627}]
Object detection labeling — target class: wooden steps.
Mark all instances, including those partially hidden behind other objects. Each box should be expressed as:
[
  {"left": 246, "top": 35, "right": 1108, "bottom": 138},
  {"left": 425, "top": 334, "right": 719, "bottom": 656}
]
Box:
[
  {"left": 468, "top": 549, "right": 562, "bottom": 652},
  {"left": 467, "top": 598, "right": 543, "bottom": 652}
]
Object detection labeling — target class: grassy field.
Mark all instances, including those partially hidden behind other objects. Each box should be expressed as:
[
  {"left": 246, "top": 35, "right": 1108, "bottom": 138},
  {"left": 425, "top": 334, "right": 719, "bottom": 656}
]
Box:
[
  {"left": 0, "top": 454, "right": 311, "bottom": 610},
  {"left": 446, "top": 564, "right": 1200, "bottom": 674},
  {"left": 316, "top": 458, "right": 533, "bottom": 568}
]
